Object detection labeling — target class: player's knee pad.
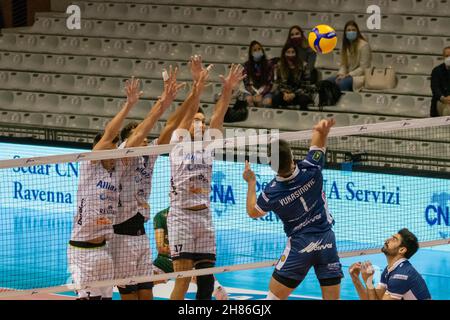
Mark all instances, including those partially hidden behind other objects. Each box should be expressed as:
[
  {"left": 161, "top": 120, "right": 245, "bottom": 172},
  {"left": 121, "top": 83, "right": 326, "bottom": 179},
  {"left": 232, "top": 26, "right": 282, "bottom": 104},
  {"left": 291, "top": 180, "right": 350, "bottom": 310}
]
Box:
[
  {"left": 117, "top": 284, "right": 138, "bottom": 295},
  {"left": 195, "top": 262, "right": 215, "bottom": 300},
  {"left": 319, "top": 277, "right": 341, "bottom": 287}
]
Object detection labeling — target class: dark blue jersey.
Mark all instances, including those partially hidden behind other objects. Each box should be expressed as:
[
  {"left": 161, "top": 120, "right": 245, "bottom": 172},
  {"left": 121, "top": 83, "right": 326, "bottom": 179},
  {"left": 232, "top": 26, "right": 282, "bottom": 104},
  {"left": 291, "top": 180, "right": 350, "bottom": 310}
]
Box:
[
  {"left": 379, "top": 259, "right": 431, "bottom": 300},
  {"left": 256, "top": 147, "right": 334, "bottom": 237}
]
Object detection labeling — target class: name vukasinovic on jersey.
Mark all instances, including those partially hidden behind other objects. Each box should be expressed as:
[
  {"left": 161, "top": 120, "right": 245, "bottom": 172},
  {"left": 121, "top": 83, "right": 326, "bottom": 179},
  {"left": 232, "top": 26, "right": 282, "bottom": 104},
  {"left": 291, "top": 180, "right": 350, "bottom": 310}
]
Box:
[
  {"left": 169, "top": 131, "right": 214, "bottom": 209},
  {"left": 256, "top": 147, "right": 334, "bottom": 237},
  {"left": 71, "top": 160, "right": 123, "bottom": 242},
  {"left": 379, "top": 258, "right": 431, "bottom": 300},
  {"left": 117, "top": 140, "right": 158, "bottom": 223}
]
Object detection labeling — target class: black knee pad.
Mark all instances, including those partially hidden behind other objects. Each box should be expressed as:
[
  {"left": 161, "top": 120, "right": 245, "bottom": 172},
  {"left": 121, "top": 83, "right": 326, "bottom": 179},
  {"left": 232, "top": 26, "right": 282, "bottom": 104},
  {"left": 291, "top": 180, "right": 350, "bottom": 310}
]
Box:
[
  {"left": 117, "top": 284, "right": 138, "bottom": 295},
  {"left": 319, "top": 277, "right": 341, "bottom": 287},
  {"left": 195, "top": 262, "right": 215, "bottom": 300}
]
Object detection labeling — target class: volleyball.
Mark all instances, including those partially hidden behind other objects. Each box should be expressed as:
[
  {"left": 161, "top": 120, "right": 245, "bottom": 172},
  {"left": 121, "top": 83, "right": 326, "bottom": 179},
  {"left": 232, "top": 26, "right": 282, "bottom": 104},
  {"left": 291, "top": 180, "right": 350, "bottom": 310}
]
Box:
[{"left": 308, "top": 24, "right": 338, "bottom": 54}]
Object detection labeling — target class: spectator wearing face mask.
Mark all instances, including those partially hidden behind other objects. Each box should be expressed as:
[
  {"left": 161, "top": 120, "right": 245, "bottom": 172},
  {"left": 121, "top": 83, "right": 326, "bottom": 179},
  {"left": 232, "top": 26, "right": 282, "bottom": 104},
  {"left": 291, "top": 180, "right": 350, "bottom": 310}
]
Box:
[
  {"left": 272, "top": 43, "right": 313, "bottom": 110},
  {"left": 285, "top": 25, "right": 318, "bottom": 84},
  {"left": 327, "top": 20, "right": 372, "bottom": 92},
  {"left": 430, "top": 46, "right": 450, "bottom": 117},
  {"left": 242, "top": 40, "right": 275, "bottom": 108}
]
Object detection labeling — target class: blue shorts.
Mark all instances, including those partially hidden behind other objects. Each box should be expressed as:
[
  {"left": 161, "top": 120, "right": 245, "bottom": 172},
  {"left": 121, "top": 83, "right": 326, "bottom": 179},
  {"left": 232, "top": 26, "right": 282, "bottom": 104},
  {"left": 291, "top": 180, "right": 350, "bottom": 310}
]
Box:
[{"left": 273, "top": 229, "right": 343, "bottom": 288}]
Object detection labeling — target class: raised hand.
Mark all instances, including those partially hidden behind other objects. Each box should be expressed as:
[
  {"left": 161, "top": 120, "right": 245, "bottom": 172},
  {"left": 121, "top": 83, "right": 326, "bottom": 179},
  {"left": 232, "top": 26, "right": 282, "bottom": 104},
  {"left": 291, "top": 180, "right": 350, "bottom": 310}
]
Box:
[
  {"left": 189, "top": 55, "right": 214, "bottom": 82},
  {"left": 125, "top": 76, "right": 144, "bottom": 106},
  {"left": 220, "top": 64, "right": 246, "bottom": 92},
  {"left": 159, "top": 66, "right": 185, "bottom": 109},
  {"left": 360, "top": 261, "right": 375, "bottom": 285},
  {"left": 349, "top": 262, "right": 362, "bottom": 279},
  {"left": 243, "top": 160, "right": 256, "bottom": 184},
  {"left": 313, "top": 118, "right": 336, "bottom": 135},
  {"left": 193, "top": 67, "right": 211, "bottom": 96}
]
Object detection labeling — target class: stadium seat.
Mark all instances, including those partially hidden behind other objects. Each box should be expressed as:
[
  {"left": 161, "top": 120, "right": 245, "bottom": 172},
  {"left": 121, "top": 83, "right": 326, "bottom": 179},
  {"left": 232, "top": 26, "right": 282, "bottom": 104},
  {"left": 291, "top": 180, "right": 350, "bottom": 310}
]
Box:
[
  {"left": 0, "top": 90, "right": 14, "bottom": 107},
  {"left": 167, "top": 43, "right": 193, "bottom": 61},
  {"left": 340, "top": 0, "right": 368, "bottom": 12},
  {"left": 0, "top": 110, "right": 22, "bottom": 123},
  {"left": 35, "top": 93, "right": 59, "bottom": 112},
  {"left": 387, "top": 0, "right": 415, "bottom": 15},
  {"left": 88, "top": 116, "right": 109, "bottom": 131},
  {"left": 43, "top": 114, "right": 67, "bottom": 127},
  {"left": 10, "top": 91, "right": 35, "bottom": 111},
  {"left": 336, "top": 92, "right": 364, "bottom": 111},
  {"left": 21, "top": 113, "right": 44, "bottom": 126},
  {"left": 66, "top": 115, "right": 91, "bottom": 129}
]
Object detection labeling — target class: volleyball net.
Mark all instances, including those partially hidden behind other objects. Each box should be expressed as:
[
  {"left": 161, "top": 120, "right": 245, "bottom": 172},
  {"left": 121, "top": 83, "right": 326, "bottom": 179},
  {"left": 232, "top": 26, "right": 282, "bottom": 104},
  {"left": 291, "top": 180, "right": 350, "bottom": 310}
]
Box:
[{"left": 1, "top": 117, "right": 450, "bottom": 297}]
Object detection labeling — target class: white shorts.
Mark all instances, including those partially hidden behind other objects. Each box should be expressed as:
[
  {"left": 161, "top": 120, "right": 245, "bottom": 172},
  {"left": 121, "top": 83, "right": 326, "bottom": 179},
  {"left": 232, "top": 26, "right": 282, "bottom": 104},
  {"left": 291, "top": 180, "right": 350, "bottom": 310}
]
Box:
[
  {"left": 109, "top": 234, "right": 152, "bottom": 281},
  {"left": 68, "top": 243, "right": 114, "bottom": 299},
  {"left": 167, "top": 207, "right": 216, "bottom": 261}
]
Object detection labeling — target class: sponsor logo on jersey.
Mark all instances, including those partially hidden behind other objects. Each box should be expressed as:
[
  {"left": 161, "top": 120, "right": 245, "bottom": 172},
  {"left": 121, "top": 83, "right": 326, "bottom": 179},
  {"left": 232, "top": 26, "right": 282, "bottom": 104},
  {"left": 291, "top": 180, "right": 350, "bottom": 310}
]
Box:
[
  {"left": 312, "top": 151, "right": 322, "bottom": 161},
  {"left": 300, "top": 239, "right": 333, "bottom": 253},
  {"left": 392, "top": 274, "right": 408, "bottom": 281}
]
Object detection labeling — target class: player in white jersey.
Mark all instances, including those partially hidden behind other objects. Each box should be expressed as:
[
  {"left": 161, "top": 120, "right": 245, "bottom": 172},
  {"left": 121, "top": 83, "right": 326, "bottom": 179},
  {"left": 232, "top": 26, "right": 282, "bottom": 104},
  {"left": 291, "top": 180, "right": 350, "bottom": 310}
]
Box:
[
  {"left": 68, "top": 77, "right": 140, "bottom": 300},
  {"left": 168, "top": 57, "right": 245, "bottom": 300},
  {"left": 110, "top": 68, "right": 186, "bottom": 300}
]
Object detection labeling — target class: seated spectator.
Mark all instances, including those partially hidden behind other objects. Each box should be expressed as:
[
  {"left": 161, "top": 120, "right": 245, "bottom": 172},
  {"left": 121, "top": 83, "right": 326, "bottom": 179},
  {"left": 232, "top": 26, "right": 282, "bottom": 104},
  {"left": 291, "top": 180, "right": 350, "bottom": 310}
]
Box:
[
  {"left": 327, "top": 20, "right": 372, "bottom": 92},
  {"left": 430, "top": 46, "right": 450, "bottom": 117},
  {"left": 242, "top": 41, "right": 275, "bottom": 108},
  {"left": 286, "top": 25, "right": 318, "bottom": 84},
  {"left": 272, "top": 43, "right": 313, "bottom": 110}
]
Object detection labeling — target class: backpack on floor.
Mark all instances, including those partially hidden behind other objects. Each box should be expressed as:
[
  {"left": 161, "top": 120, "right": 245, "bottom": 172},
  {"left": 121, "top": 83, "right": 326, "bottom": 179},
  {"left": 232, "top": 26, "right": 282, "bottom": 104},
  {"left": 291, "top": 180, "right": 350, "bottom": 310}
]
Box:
[
  {"left": 224, "top": 98, "right": 249, "bottom": 123},
  {"left": 317, "top": 80, "right": 342, "bottom": 109}
]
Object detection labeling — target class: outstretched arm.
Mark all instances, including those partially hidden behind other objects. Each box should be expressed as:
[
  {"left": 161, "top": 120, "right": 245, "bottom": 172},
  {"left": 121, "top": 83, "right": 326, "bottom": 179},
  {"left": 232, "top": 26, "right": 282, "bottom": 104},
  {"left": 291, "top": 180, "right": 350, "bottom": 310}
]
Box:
[
  {"left": 126, "top": 70, "right": 182, "bottom": 148},
  {"left": 93, "top": 77, "right": 140, "bottom": 151},
  {"left": 209, "top": 64, "right": 246, "bottom": 131},
  {"left": 158, "top": 62, "right": 203, "bottom": 144},
  {"left": 311, "top": 118, "right": 336, "bottom": 149},
  {"left": 243, "top": 161, "right": 266, "bottom": 219},
  {"left": 176, "top": 55, "right": 211, "bottom": 131}
]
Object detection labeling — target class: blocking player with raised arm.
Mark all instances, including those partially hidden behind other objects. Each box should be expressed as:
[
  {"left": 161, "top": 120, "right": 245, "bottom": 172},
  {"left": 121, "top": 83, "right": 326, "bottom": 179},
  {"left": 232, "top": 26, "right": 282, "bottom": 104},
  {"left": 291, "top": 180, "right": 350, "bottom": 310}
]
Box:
[
  {"left": 110, "top": 69, "right": 184, "bottom": 300},
  {"left": 168, "top": 57, "right": 245, "bottom": 300},
  {"left": 68, "top": 77, "right": 140, "bottom": 300},
  {"left": 243, "top": 118, "right": 343, "bottom": 300},
  {"left": 153, "top": 207, "right": 229, "bottom": 300},
  {"left": 349, "top": 228, "right": 431, "bottom": 300}
]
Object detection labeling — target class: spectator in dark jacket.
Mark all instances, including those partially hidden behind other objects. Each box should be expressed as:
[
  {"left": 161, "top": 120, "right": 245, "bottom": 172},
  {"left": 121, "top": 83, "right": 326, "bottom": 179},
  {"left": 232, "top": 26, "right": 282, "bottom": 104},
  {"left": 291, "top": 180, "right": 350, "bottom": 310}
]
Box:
[
  {"left": 272, "top": 43, "right": 313, "bottom": 110},
  {"left": 285, "top": 25, "right": 318, "bottom": 84},
  {"left": 430, "top": 46, "right": 450, "bottom": 117},
  {"left": 242, "top": 41, "right": 275, "bottom": 108}
]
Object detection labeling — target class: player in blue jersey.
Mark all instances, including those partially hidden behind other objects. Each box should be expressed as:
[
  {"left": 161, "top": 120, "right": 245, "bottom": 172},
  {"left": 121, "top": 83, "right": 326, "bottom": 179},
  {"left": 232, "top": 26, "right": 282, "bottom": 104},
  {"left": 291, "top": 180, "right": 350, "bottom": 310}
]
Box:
[
  {"left": 243, "top": 118, "right": 343, "bottom": 300},
  {"left": 349, "top": 228, "right": 431, "bottom": 300}
]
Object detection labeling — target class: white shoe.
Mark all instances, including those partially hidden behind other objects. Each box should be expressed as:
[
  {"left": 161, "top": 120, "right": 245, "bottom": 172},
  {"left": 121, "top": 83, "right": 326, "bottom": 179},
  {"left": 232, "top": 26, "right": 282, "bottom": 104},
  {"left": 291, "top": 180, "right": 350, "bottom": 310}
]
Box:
[{"left": 212, "top": 286, "right": 229, "bottom": 300}]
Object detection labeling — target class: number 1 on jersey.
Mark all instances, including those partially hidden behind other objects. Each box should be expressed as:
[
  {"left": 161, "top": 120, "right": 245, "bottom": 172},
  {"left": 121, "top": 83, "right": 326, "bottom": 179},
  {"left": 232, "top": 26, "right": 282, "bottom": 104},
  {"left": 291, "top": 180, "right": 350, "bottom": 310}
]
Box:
[{"left": 299, "top": 196, "right": 309, "bottom": 212}]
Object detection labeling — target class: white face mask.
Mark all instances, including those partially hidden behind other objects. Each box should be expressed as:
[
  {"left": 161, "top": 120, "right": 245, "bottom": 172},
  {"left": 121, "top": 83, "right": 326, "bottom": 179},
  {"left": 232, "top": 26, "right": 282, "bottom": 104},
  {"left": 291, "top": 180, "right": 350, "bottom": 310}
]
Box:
[{"left": 445, "top": 56, "right": 450, "bottom": 67}]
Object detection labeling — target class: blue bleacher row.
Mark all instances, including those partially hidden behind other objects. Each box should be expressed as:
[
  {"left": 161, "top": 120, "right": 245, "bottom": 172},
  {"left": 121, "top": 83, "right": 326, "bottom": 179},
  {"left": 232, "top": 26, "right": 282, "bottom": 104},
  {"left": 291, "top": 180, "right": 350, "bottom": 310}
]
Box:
[{"left": 70, "top": 0, "right": 450, "bottom": 18}]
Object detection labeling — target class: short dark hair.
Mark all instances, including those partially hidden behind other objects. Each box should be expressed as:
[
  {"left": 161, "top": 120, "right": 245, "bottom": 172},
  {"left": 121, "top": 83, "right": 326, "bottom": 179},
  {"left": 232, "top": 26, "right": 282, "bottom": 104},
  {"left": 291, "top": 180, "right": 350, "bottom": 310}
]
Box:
[
  {"left": 93, "top": 131, "right": 119, "bottom": 148},
  {"left": 398, "top": 228, "right": 419, "bottom": 259},
  {"left": 121, "top": 121, "right": 139, "bottom": 142},
  {"left": 197, "top": 106, "right": 205, "bottom": 115},
  {"left": 270, "top": 139, "right": 293, "bottom": 176}
]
